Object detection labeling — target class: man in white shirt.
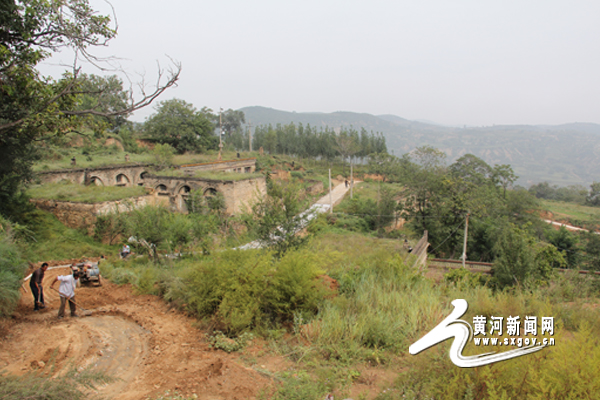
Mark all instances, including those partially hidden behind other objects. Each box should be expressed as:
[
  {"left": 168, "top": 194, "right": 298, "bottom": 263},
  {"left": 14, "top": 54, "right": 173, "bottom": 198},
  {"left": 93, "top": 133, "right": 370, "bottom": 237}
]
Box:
[
  {"left": 121, "top": 244, "right": 131, "bottom": 259},
  {"left": 50, "top": 270, "right": 80, "bottom": 319}
]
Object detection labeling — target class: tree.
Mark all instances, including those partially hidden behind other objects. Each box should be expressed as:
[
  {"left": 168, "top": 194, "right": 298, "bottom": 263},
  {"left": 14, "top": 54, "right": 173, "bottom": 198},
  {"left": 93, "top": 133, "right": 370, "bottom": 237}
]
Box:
[
  {"left": 492, "top": 222, "right": 537, "bottom": 288},
  {"left": 449, "top": 154, "right": 493, "bottom": 186},
  {"left": 334, "top": 128, "right": 360, "bottom": 175},
  {"left": 492, "top": 164, "right": 518, "bottom": 198},
  {"left": 152, "top": 143, "right": 175, "bottom": 169},
  {"left": 0, "top": 0, "right": 180, "bottom": 219},
  {"left": 547, "top": 226, "right": 580, "bottom": 268},
  {"left": 247, "top": 181, "right": 307, "bottom": 256},
  {"left": 587, "top": 182, "right": 600, "bottom": 206},
  {"left": 73, "top": 73, "right": 130, "bottom": 133},
  {"left": 144, "top": 99, "right": 216, "bottom": 154},
  {"left": 124, "top": 206, "right": 192, "bottom": 262},
  {"left": 219, "top": 109, "right": 245, "bottom": 138}
]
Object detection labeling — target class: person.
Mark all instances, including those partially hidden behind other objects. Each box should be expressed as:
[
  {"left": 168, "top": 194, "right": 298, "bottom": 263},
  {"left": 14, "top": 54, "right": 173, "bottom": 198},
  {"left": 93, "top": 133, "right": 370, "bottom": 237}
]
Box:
[
  {"left": 50, "top": 270, "right": 80, "bottom": 319},
  {"left": 345, "top": 179, "right": 348, "bottom": 188},
  {"left": 121, "top": 243, "right": 131, "bottom": 259},
  {"left": 71, "top": 156, "right": 76, "bottom": 166},
  {"left": 125, "top": 153, "right": 130, "bottom": 162},
  {"left": 30, "top": 262, "right": 49, "bottom": 311}
]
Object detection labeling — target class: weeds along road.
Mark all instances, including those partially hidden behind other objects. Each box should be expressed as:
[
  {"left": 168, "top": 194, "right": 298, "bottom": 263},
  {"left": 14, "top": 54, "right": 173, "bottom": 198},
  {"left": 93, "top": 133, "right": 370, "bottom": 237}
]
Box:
[{"left": 2, "top": 266, "right": 274, "bottom": 399}]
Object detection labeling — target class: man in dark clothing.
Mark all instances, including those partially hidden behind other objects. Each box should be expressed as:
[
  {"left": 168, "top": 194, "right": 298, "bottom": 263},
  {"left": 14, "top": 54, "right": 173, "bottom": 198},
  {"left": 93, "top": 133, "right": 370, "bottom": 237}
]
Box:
[{"left": 30, "top": 262, "right": 49, "bottom": 311}]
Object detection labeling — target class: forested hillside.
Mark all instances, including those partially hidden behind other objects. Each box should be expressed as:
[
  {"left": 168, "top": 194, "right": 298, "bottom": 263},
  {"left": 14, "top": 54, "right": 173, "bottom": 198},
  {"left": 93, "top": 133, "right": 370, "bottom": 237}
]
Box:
[{"left": 241, "top": 106, "right": 600, "bottom": 186}]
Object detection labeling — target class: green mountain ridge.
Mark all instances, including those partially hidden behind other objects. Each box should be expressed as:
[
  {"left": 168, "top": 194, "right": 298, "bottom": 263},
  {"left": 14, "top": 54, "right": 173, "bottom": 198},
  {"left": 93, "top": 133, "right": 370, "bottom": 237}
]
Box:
[{"left": 239, "top": 106, "right": 600, "bottom": 187}]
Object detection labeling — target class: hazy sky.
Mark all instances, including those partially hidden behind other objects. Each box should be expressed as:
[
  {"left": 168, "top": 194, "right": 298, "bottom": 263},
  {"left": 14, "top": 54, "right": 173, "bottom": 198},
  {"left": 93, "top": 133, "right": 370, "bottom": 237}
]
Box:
[{"left": 42, "top": 0, "right": 600, "bottom": 126}]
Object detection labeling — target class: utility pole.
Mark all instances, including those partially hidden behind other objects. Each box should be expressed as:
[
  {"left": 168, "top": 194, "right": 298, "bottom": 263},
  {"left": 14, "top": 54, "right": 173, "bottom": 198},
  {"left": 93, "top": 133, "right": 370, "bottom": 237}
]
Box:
[
  {"left": 329, "top": 168, "right": 333, "bottom": 214},
  {"left": 377, "top": 179, "right": 381, "bottom": 229},
  {"left": 218, "top": 108, "right": 223, "bottom": 161},
  {"left": 462, "top": 212, "right": 470, "bottom": 268},
  {"left": 350, "top": 162, "right": 354, "bottom": 198},
  {"left": 248, "top": 120, "right": 252, "bottom": 152}
]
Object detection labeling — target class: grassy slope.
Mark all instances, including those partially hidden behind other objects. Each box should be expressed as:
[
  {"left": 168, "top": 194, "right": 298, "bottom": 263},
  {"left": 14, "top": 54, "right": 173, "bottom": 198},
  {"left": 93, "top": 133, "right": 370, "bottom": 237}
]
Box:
[
  {"left": 541, "top": 199, "right": 600, "bottom": 222},
  {"left": 540, "top": 199, "right": 600, "bottom": 231},
  {"left": 20, "top": 210, "right": 116, "bottom": 263},
  {"left": 27, "top": 182, "right": 147, "bottom": 203},
  {"left": 34, "top": 149, "right": 254, "bottom": 171}
]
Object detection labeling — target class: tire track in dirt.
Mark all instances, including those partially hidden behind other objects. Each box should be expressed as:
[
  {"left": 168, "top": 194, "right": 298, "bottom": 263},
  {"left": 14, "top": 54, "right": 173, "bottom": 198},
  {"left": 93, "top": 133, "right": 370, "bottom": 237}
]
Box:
[{"left": 2, "top": 264, "right": 275, "bottom": 399}]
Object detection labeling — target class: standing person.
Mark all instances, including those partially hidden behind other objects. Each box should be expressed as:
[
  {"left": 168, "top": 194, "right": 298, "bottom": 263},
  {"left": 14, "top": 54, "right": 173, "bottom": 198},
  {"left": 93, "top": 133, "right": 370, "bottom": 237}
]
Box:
[
  {"left": 30, "top": 262, "right": 49, "bottom": 311},
  {"left": 50, "top": 270, "right": 80, "bottom": 319}
]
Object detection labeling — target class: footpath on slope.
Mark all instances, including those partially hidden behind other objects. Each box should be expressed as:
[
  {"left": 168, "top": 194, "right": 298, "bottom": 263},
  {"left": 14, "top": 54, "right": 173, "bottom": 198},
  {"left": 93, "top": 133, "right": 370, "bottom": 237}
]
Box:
[{"left": 237, "top": 180, "right": 355, "bottom": 250}]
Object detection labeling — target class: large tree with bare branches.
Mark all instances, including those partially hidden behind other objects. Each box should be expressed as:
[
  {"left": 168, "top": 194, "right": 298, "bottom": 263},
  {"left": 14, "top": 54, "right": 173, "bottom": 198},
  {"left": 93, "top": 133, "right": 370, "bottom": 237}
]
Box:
[{"left": 0, "top": 0, "right": 180, "bottom": 218}]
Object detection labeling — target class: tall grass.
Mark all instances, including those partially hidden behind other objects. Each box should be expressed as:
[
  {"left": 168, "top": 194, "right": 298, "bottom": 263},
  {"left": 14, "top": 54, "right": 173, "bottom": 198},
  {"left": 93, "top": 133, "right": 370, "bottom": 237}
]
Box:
[
  {"left": 0, "top": 217, "right": 27, "bottom": 316},
  {"left": 20, "top": 210, "right": 115, "bottom": 262},
  {"left": 308, "top": 255, "right": 448, "bottom": 363}
]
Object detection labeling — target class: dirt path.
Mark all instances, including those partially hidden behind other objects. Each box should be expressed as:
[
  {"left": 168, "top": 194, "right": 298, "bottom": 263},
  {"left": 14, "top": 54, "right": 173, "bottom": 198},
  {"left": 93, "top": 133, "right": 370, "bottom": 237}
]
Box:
[{"left": 1, "top": 265, "right": 274, "bottom": 400}]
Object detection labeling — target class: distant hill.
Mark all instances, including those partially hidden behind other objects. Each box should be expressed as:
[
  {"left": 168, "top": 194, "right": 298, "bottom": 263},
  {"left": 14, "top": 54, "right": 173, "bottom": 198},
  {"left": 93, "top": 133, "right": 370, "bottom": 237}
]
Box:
[{"left": 240, "top": 106, "right": 600, "bottom": 187}]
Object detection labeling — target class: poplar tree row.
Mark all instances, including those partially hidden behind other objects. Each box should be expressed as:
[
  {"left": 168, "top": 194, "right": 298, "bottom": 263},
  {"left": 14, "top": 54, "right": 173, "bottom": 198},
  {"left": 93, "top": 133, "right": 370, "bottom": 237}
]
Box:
[{"left": 228, "top": 123, "right": 387, "bottom": 160}]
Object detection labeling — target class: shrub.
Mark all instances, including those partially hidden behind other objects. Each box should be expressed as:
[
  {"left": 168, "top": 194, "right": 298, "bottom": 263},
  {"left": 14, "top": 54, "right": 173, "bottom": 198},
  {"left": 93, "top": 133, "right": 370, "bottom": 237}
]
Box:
[
  {"left": 0, "top": 226, "right": 26, "bottom": 317},
  {"left": 444, "top": 268, "right": 488, "bottom": 289},
  {"left": 182, "top": 249, "right": 326, "bottom": 333},
  {"left": 207, "top": 331, "right": 254, "bottom": 352}
]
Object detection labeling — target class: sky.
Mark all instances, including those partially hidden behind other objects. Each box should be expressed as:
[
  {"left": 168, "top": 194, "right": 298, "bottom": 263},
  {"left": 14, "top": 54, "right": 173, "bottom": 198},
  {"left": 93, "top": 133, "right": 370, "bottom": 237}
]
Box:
[{"left": 41, "top": 0, "right": 600, "bottom": 126}]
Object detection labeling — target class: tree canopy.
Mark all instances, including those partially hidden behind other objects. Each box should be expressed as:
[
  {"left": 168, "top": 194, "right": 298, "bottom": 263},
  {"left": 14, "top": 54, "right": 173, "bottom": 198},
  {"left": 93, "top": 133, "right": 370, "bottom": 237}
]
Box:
[
  {"left": 0, "top": 0, "right": 179, "bottom": 219},
  {"left": 144, "top": 99, "right": 217, "bottom": 153}
]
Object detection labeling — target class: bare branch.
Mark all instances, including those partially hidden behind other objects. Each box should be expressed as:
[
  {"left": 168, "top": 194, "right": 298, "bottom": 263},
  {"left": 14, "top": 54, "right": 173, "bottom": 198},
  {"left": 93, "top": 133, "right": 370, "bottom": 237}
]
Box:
[{"left": 63, "top": 61, "right": 181, "bottom": 117}]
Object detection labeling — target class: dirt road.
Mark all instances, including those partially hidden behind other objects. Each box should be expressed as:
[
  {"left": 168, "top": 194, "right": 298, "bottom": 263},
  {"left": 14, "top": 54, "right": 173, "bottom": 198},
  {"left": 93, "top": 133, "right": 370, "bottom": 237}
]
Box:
[{"left": 1, "top": 265, "right": 275, "bottom": 400}]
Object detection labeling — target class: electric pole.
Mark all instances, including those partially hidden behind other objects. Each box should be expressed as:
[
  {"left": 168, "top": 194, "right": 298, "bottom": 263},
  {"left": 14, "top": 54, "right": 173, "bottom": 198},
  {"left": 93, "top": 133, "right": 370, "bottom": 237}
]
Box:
[
  {"left": 218, "top": 107, "right": 223, "bottom": 161},
  {"left": 248, "top": 120, "right": 252, "bottom": 152},
  {"left": 462, "top": 212, "right": 470, "bottom": 268},
  {"left": 329, "top": 168, "right": 333, "bottom": 214},
  {"left": 350, "top": 162, "right": 354, "bottom": 198}
]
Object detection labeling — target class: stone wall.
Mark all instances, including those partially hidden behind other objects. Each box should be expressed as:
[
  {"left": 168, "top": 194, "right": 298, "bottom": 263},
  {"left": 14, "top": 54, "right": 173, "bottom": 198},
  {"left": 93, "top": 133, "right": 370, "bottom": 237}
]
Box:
[
  {"left": 37, "top": 164, "right": 152, "bottom": 187},
  {"left": 33, "top": 158, "right": 266, "bottom": 232},
  {"left": 144, "top": 174, "right": 267, "bottom": 215},
  {"left": 31, "top": 195, "right": 159, "bottom": 235}
]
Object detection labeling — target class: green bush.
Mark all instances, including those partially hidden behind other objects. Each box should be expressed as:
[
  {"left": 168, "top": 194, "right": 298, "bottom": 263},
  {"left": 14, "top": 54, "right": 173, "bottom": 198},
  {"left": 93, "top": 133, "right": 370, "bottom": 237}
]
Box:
[
  {"left": 0, "top": 218, "right": 27, "bottom": 317},
  {"left": 207, "top": 331, "right": 254, "bottom": 352},
  {"left": 182, "top": 249, "right": 326, "bottom": 333},
  {"left": 331, "top": 213, "right": 370, "bottom": 233},
  {"left": 444, "top": 268, "right": 488, "bottom": 289}
]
